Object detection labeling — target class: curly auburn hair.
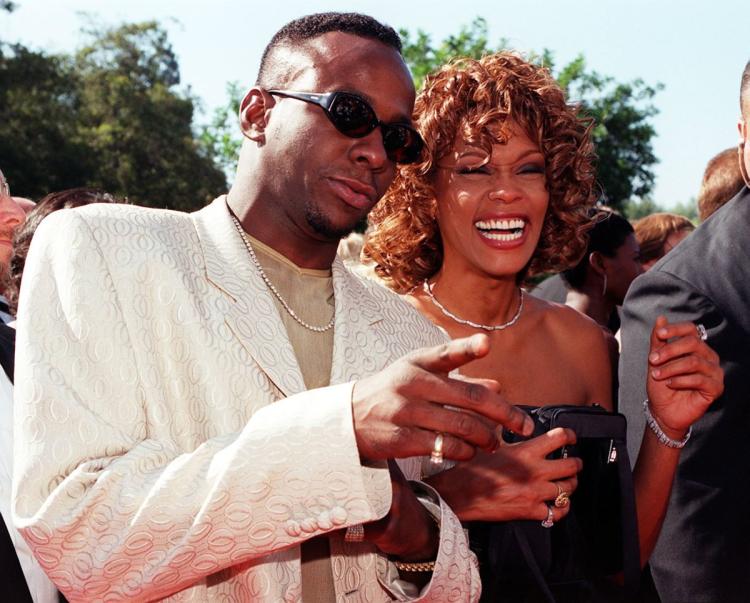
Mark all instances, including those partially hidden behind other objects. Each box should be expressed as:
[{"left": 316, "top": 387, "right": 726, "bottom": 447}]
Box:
[{"left": 364, "top": 51, "right": 597, "bottom": 293}]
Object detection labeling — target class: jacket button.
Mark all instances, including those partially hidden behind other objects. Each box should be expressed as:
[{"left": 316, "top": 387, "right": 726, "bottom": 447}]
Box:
[
  {"left": 317, "top": 511, "right": 333, "bottom": 530},
  {"left": 331, "top": 506, "right": 347, "bottom": 525},
  {"left": 286, "top": 520, "right": 302, "bottom": 537}
]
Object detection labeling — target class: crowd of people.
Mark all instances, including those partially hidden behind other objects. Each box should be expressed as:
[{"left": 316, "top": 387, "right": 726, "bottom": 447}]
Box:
[{"left": 0, "top": 10, "right": 747, "bottom": 603}]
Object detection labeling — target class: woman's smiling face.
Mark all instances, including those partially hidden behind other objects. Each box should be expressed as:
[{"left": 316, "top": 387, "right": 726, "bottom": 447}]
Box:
[{"left": 433, "top": 123, "right": 550, "bottom": 280}]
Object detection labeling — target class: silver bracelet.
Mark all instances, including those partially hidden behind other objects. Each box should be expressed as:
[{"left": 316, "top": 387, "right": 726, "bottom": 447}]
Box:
[{"left": 642, "top": 399, "right": 691, "bottom": 449}]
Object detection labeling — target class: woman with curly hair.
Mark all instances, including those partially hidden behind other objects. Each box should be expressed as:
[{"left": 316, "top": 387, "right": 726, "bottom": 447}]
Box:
[
  {"left": 364, "top": 52, "right": 722, "bottom": 597},
  {"left": 366, "top": 53, "right": 614, "bottom": 410}
]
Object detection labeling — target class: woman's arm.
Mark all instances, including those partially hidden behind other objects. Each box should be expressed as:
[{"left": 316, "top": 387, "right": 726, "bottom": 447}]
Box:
[{"left": 632, "top": 316, "right": 723, "bottom": 564}]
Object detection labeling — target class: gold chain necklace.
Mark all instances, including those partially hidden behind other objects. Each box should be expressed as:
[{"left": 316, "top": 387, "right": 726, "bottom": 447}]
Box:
[{"left": 230, "top": 214, "right": 335, "bottom": 333}]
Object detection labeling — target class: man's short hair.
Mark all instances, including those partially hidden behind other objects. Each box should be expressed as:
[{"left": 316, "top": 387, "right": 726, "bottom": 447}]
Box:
[
  {"left": 0, "top": 169, "right": 8, "bottom": 197},
  {"left": 697, "top": 147, "right": 745, "bottom": 220},
  {"left": 741, "top": 59, "right": 750, "bottom": 115},
  {"left": 256, "top": 12, "right": 402, "bottom": 87}
]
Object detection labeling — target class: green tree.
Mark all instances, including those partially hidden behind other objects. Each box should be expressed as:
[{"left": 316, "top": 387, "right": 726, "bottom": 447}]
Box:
[
  {"left": 622, "top": 198, "right": 663, "bottom": 220},
  {"left": 72, "top": 21, "right": 226, "bottom": 210},
  {"left": 0, "top": 44, "right": 90, "bottom": 194},
  {"left": 399, "top": 17, "right": 662, "bottom": 213},
  {"left": 199, "top": 81, "right": 244, "bottom": 180},
  {"left": 668, "top": 198, "right": 698, "bottom": 222},
  {"left": 400, "top": 17, "right": 493, "bottom": 91},
  {"left": 622, "top": 198, "right": 697, "bottom": 222},
  {"left": 558, "top": 58, "right": 662, "bottom": 209},
  {"left": 0, "top": 20, "right": 226, "bottom": 210}
]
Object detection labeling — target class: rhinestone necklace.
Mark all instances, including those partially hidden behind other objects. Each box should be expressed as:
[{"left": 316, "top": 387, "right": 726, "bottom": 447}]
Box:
[
  {"left": 423, "top": 280, "right": 524, "bottom": 332},
  {"left": 230, "top": 214, "right": 335, "bottom": 333}
]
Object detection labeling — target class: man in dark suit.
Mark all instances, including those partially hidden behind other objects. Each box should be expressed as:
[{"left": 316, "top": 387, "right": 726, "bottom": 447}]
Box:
[{"left": 619, "top": 59, "right": 750, "bottom": 603}]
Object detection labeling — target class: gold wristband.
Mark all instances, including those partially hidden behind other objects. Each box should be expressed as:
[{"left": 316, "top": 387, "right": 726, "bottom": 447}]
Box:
[
  {"left": 390, "top": 509, "right": 439, "bottom": 573},
  {"left": 344, "top": 523, "right": 365, "bottom": 543},
  {"left": 393, "top": 559, "right": 436, "bottom": 572}
]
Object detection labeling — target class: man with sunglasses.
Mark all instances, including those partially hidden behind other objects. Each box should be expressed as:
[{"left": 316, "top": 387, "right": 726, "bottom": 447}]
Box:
[{"left": 13, "top": 12, "right": 532, "bottom": 602}]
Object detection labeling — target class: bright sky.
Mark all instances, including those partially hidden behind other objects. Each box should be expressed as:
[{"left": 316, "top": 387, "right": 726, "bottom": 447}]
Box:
[{"left": 2, "top": 0, "right": 747, "bottom": 207}]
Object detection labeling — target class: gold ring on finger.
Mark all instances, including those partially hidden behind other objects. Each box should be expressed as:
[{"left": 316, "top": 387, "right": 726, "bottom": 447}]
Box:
[{"left": 554, "top": 483, "right": 570, "bottom": 508}]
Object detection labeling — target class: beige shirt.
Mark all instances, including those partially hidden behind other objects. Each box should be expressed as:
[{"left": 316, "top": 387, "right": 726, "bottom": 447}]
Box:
[
  {"left": 250, "top": 235, "right": 336, "bottom": 601},
  {"left": 250, "top": 235, "right": 334, "bottom": 390}
]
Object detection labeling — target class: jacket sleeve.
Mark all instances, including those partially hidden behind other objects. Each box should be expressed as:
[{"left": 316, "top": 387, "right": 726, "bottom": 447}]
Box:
[
  {"left": 618, "top": 269, "right": 720, "bottom": 462},
  {"left": 12, "top": 210, "right": 397, "bottom": 601},
  {"left": 377, "top": 480, "right": 481, "bottom": 602}
]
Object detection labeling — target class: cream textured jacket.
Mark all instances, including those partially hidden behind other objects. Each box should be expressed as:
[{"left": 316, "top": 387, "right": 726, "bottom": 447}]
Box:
[{"left": 12, "top": 198, "right": 480, "bottom": 602}]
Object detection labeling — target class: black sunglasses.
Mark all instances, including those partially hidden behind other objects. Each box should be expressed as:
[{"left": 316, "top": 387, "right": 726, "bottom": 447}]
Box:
[{"left": 268, "top": 89, "right": 424, "bottom": 164}]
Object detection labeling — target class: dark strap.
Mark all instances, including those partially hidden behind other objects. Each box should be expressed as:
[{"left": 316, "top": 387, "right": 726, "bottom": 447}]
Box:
[
  {"left": 0, "top": 515, "right": 33, "bottom": 602},
  {"left": 616, "top": 439, "right": 641, "bottom": 593},
  {"left": 511, "top": 522, "right": 557, "bottom": 603},
  {"left": 0, "top": 322, "right": 14, "bottom": 383}
]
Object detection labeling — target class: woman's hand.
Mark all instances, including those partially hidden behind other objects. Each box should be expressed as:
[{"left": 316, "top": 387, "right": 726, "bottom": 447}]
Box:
[
  {"left": 646, "top": 316, "right": 724, "bottom": 438},
  {"left": 426, "top": 427, "right": 582, "bottom": 523}
]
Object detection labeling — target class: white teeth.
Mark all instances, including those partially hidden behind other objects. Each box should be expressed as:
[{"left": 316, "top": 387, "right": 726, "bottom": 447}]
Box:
[
  {"left": 474, "top": 218, "right": 526, "bottom": 230},
  {"left": 479, "top": 230, "right": 524, "bottom": 241}
]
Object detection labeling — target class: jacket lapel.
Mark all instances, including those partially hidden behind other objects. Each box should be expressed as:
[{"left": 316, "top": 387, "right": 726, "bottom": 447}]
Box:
[
  {"left": 329, "top": 262, "right": 388, "bottom": 385},
  {"left": 191, "top": 197, "right": 306, "bottom": 397}
]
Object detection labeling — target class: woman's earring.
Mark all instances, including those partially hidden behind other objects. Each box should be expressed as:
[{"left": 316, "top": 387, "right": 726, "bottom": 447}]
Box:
[{"left": 601, "top": 273, "right": 608, "bottom": 297}]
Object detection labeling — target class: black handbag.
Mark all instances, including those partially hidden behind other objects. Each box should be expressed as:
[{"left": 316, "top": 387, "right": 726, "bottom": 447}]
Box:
[{"left": 469, "top": 405, "right": 640, "bottom": 603}]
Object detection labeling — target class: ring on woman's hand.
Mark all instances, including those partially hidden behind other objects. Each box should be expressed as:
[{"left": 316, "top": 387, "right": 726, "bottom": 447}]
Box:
[
  {"left": 696, "top": 323, "right": 708, "bottom": 341},
  {"left": 430, "top": 432, "right": 444, "bottom": 465},
  {"left": 541, "top": 504, "right": 555, "bottom": 528},
  {"left": 554, "top": 483, "right": 570, "bottom": 508}
]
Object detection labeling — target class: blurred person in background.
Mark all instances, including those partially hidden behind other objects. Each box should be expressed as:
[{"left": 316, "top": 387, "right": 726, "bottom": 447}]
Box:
[
  {"left": 561, "top": 208, "right": 643, "bottom": 400},
  {"left": 6, "top": 188, "right": 120, "bottom": 316},
  {"left": 11, "top": 197, "right": 36, "bottom": 216},
  {"left": 0, "top": 170, "right": 26, "bottom": 323},
  {"left": 632, "top": 212, "right": 694, "bottom": 271},
  {"left": 697, "top": 147, "right": 745, "bottom": 221},
  {"left": 562, "top": 209, "right": 642, "bottom": 330},
  {"left": 0, "top": 168, "right": 56, "bottom": 602},
  {"left": 528, "top": 267, "right": 569, "bottom": 303}
]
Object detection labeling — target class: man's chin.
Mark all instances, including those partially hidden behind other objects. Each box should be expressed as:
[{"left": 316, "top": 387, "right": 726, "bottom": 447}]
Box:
[{"left": 305, "top": 207, "right": 361, "bottom": 241}]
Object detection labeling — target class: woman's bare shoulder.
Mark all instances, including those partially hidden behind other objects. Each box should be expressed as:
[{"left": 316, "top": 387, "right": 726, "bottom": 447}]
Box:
[
  {"left": 527, "top": 295, "right": 605, "bottom": 341},
  {"left": 526, "top": 295, "right": 614, "bottom": 407},
  {"left": 528, "top": 296, "right": 612, "bottom": 366}
]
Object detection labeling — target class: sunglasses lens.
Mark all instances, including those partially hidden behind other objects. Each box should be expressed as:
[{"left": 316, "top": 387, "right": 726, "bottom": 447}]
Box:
[
  {"left": 328, "top": 92, "right": 424, "bottom": 164},
  {"left": 382, "top": 126, "right": 424, "bottom": 164},
  {"left": 328, "top": 93, "right": 377, "bottom": 137}
]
